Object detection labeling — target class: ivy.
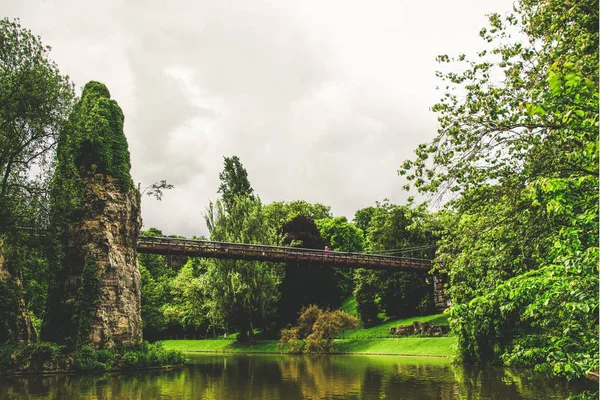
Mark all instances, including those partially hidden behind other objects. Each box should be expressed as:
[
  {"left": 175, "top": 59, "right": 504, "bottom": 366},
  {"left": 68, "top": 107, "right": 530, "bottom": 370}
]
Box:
[{"left": 74, "top": 258, "right": 101, "bottom": 347}]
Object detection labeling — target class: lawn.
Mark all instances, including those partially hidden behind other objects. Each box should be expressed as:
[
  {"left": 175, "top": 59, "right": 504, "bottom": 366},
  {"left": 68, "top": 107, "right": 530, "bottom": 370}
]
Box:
[{"left": 160, "top": 312, "right": 455, "bottom": 357}]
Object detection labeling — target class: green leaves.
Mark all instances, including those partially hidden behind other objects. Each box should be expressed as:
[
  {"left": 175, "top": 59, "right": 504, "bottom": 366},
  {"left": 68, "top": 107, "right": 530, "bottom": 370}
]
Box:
[{"left": 406, "top": 0, "right": 599, "bottom": 379}]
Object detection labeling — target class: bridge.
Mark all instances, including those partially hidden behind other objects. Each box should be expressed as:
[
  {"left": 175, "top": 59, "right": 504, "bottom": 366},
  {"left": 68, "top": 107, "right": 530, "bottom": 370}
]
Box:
[{"left": 137, "top": 235, "right": 433, "bottom": 271}]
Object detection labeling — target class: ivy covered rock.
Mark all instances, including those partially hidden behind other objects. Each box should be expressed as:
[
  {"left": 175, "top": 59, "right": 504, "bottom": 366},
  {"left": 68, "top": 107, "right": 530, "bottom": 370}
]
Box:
[{"left": 43, "top": 81, "right": 142, "bottom": 349}]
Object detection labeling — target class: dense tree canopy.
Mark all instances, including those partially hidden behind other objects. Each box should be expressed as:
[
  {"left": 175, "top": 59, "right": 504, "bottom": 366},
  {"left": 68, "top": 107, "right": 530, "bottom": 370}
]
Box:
[
  {"left": 0, "top": 18, "right": 74, "bottom": 343},
  {"left": 401, "top": 0, "right": 598, "bottom": 379}
]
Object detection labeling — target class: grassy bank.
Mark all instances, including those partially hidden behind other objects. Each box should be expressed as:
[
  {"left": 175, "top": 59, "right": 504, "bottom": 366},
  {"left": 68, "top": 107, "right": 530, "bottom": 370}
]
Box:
[
  {"left": 160, "top": 312, "right": 455, "bottom": 357},
  {"left": 340, "top": 313, "right": 449, "bottom": 339},
  {"left": 161, "top": 337, "right": 456, "bottom": 357}
]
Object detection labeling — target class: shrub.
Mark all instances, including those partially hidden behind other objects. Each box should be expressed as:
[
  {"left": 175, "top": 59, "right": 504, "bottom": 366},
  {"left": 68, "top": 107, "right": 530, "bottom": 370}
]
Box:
[{"left": 278, "top": 305, "right": 358, "bottom": 353}]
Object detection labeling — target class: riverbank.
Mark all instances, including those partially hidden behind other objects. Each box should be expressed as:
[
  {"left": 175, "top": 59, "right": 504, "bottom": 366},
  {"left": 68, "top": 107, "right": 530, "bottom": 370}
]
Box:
[
  {"left": 160, "top": 337, "right": 456, "bottom": 357},
  {"left": 161, "top": 313, "right": 456, "bottom": 357}
]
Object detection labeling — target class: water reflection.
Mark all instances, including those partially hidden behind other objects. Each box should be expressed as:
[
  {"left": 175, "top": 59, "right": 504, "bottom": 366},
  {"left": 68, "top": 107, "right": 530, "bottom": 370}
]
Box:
[{"left": 0, "top": 353, "right": 595, "bottom": 399}]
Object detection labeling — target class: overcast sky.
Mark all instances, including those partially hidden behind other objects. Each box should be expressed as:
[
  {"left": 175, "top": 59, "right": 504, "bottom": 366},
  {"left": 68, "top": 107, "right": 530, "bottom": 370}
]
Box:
[{"left": 3, "top": 0, "right": 515, "bottom": 237}]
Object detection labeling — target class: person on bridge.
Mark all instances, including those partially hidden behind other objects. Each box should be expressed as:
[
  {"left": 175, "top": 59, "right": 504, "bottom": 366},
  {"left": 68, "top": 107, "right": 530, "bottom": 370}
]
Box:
[{"left": 325, "top": 246, "right": 329, "bottom": 256}]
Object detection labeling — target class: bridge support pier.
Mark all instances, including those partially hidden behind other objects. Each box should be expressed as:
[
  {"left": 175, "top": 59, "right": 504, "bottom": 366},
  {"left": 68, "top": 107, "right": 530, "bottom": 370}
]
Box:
[{"left": 433, "top": 273, "right": 451, "bottom": 311}]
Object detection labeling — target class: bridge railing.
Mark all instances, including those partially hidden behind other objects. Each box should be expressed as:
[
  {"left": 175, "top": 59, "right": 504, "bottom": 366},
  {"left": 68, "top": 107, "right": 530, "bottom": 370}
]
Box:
[{"left": 137, "top": 235, "right": 432, "bottom": 271}]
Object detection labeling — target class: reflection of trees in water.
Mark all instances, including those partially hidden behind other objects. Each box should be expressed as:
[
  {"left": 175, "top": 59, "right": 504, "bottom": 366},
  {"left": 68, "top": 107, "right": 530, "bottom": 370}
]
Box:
[
  {"left": 451, "top": 364, "right": 596, "bottom": 400},
  {"left": 277, "top": 355, "right": 459, "bottom": 399},
  {"left": 1, "top": 355, "right": 595, "bottom": 399},
  {"left": 277, "top": 355, "right": 363, "bottom": 398}
]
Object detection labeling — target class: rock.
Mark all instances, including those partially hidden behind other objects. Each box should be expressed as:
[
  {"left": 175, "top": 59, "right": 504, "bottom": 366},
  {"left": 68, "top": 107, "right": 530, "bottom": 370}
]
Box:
[
  {"left": 390, "top": 321, "right": 449, "bottom": 337},
  {"left": 76, "top": 173, "right": 142, "bottom": 348}
]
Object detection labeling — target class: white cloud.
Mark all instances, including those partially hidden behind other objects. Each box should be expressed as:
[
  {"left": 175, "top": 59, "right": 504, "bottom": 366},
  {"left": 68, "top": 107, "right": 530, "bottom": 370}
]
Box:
[{"left": 2, "top": 0, "right": 515, "bottom": 237}]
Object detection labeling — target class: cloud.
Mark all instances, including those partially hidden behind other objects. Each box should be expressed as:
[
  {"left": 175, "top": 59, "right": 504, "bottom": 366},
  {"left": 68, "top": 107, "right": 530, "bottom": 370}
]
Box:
[{"left": 2, "top": 0, "right": 516, "bottom": 237}]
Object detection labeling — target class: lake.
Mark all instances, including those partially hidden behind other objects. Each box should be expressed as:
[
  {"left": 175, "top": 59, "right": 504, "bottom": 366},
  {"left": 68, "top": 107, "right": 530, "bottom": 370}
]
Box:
[{"left": 1, "top": 353, "right": 595, "bottom": 399}]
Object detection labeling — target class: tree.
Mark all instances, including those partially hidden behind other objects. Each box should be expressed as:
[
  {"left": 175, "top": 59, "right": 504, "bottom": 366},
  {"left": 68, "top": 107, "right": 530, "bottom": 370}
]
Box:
[
  {"left": 160, "top": 259, "right": 211, "bottom": 338},
  {"left": 315, "top": 217, "right": 364, "bottom": 253},
  {"left": 277, "top": 215, "right": 338, "bottom": 327},
  {"left": 352, "top": 201, "right": 436, "bottom": 324},
  {"left": 353, "top": 206, "right": 376, "bottom": 233},
  {"left": 0, "top": 18, "right": 74, "bottom": 343},
  {"left": 0, "top": 18, "right": 74, "bottom": 228},
  {"left": 400, "top": 0, "right": 598, "bottom": 378},
  {"left": 204, "top": 195, "right": 284, "bottom": 344},
  {"left": 400, "top": 1, "right": 597, "bottom": 198},
  {"left": 315, "top": 216, "right": 365, "bottom": 302},
  {"left": 217, "top": 156, "right": 254, "bottom": 211},
  {"left": 263, "top": 200, "right": 332, "bottom": 228}
]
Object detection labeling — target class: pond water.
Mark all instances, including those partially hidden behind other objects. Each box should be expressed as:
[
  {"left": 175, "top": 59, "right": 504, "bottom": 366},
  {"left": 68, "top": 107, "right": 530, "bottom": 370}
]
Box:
[{"left": 1, "top": 353, "right": 595, "bottom": 399}]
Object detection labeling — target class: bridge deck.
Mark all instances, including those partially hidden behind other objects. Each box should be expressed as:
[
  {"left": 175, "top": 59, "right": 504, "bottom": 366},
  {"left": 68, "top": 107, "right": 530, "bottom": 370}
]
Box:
[{"left": 137, "top": 236, "right": 432, "bottom": 271}]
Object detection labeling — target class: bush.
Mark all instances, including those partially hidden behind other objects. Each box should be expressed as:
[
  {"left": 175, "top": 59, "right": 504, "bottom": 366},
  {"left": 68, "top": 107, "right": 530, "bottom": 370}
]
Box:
[
  {"left": 117, "top": 342, "right": 185, "bottom": 369},
  {"left": 119, "top": 351, "right": 139, "bottom": 369},
  {"left": 0, "top": 342, "right": 65, "bottom": 373},
  {"left": 278, "top": 305, "right": 358, "bottom": 353}
]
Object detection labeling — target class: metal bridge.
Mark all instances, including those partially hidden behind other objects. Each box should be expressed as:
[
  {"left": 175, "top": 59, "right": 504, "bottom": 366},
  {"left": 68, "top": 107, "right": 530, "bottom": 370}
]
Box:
[{"left": 137, "top": 235, "right": 432, "bottom": 271}]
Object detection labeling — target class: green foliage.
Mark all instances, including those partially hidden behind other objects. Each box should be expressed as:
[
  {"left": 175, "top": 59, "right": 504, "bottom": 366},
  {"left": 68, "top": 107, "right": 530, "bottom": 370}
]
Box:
[
  {"left": 0, "top": 18, "right": 74, "bottom": 228},
  {"left": 139, "top": 263, "right": 171, "bottom": 338},
  {"left": 73, "top": 345, "right": 111, "bottom": 371},
  {"left": 263, "top": 200, "right": 332, "bottom": 228},
  {"left": 0, "top": 17, "right": 74, "bottom": 345},
  {"left": 217, "top": 155, "right": 254, "bottom": 211},
  {"left": 315, "top": 216, "right": 364, "bottom": 252},
  {"left": 117, "top": 342, "right": 186, "bottom": 370},
  {"left": 341, "top": 296, "right": 358, "bottom": 317},
  {"left": 0, "top": 342, "right": 66, "bottom": 373},
  {"left": 352, "top": 201, "right": 436, "bottom": 325},
  {"left": 53, "top": 81, "right": 133, "bottom": 198},
  {"left": 278, "top": 305, "right": 358, "bottom": 353},
  {"left": 161, "top": 259, "right": 211, "bottom": 332},
  {"left": 0, "top": 276, "right": 24, "bottom": 343},
  {"left": 400, "top": 0, "right": 598, "bottom": 379},
  {"left": 74, "top": 258, "right": 101, "bottom": 346},
  {"left": 277, "top": 215, "right": 340, "bottom": 326},
  {"left": 352, "top": 206, "right": 376, "bottom": 233},
  {"left": 450, "top": 176, "right": 599, "bottom": 379},
  {"left": 141, "top": 180, "right": 174, "bottom": 201},
  {"left": 204, "top": 195, "right": 284, "bottom": 343},
  {"left": 352, "top": 269, "right": 379, "bottom": 327}
]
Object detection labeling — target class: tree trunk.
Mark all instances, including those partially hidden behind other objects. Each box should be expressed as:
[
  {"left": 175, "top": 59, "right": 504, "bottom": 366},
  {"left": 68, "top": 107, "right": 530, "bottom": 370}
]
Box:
[{"left": 247, "top": 320, "right": 255, "bottom": 346}]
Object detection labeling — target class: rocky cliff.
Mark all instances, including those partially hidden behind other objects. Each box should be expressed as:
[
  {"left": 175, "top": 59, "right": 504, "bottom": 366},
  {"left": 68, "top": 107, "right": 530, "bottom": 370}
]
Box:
[
  {"left": 74, "top": 173, "right": 142, "bottom": 348},
  {"left": 42, "top": 81, "right": 142, "bottom": 349}
]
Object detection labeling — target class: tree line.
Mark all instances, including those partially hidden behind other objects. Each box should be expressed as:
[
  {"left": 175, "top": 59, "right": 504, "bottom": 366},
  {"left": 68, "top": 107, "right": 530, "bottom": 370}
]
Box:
[{"left": 139, "top": 155, "right": 436, "bottom": 343}]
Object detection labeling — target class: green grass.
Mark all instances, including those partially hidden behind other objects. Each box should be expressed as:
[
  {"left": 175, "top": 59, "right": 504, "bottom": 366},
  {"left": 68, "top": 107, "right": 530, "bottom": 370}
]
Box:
[
  {"left": 160, "top": 337, "right": 456, "bottom": 357},
  {"left": 334, "top": 337, "right": 455, "bottom": 356},
  {"left": 160, "top": 312, "right": 454, "bottom": 357},
  {"left": 160, "top": 339, "right": 280, "bottom": 353},
  {"left": 341, "top": 296, "right": 358, "bottom": 317},
  {"left": 340, "top": 313, "right": 450, "bottom": 339}
]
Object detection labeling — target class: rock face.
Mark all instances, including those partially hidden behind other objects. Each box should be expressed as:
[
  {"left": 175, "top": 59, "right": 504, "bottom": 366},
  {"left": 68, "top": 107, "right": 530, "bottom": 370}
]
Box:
[
  {"left": 42, "top": 81, "right": 142, "bottom": 349},
  {"left": 75, "top": 173, "right": 142, "bottom": 348},
  {"left": 389, "top": 321, "right": 449, "bottom": 336}
]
